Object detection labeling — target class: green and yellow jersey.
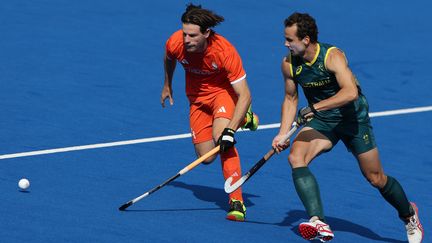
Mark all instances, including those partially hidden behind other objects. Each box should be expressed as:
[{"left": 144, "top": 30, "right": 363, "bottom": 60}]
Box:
[{"left": 289, "top": 43, "right": 369, "bottom": 123}]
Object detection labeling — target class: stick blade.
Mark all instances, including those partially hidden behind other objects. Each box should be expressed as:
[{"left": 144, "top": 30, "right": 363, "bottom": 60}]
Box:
[
  {"left": 224, "top": 176, "right": 247, "bottom": 193},
  {"left": 119, "top": 201, "right": 133, "bottom": 211},
  {"left": 224, "top": 177, "right": 234, "bottom": 193}
]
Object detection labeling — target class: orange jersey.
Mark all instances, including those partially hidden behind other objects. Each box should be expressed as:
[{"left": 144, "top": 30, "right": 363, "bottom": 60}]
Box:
[{"left": 166, "top": 30, "right": 246, "bottom": 103}]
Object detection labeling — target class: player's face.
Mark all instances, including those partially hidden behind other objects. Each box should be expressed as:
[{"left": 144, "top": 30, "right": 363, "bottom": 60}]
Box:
[
  {"left": 284, "top": 25, "right": 306, "bottom": 56},
  {"left": 182, "top": 23, "right": 209, "bottom": 53}
]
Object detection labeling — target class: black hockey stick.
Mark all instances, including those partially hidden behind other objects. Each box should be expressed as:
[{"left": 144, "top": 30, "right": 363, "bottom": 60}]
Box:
[{"left": 224, "top": 121, "right": 304, "bottom": 193}]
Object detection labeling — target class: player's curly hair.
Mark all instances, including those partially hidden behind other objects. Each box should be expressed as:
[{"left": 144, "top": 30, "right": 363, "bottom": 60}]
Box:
[
  {"left": 284, "top": 13, "right": 318, "bottom": 43},
  {"left": 181, "top": 3, "right": 224, "bottom": 34}
]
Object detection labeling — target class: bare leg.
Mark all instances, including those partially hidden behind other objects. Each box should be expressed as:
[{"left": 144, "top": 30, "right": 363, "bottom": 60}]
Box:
[
  {"left": 194, "top": 140, "right": 218, "bottom": 164},
  {"left": 291, "top": 128, "right": 335, "bottom": 241},
  {"left": 355, "top": 148, "right": 412, "bottom": 218},
  {"left": 289, "top": 127, "right": 332, "bottom": 220}
]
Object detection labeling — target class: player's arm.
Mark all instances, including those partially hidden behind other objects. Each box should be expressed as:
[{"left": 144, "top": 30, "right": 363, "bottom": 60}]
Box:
[
  {"left": 279, "top": 56, "right": 299, "bottom": 135},
  {"left": 273, "top": 56, "right": 298, "bottom": 152},
  {"left": 219, "top": 47, "right": 251, "bottom": 131},
  {"left": 217, "top": 47, "right": 251, "bottom": 152},
  {"left": 227, "top": 78, "right": 252, "bottom": 130},
  {"left": 161, "top": 50, "right": 177, "bottom": 107},
  {"left": 312, "top": 48, "right": 358, "bottom": 111}
]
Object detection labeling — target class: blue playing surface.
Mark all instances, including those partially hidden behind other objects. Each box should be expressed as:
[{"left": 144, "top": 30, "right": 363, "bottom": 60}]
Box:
[{"left": 1, "top": 1, "right": 431, "bottom": 242}]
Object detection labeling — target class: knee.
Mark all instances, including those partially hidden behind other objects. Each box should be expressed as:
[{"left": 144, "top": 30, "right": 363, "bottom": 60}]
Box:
[
  {"left": 365, "top": 172, "right": 387, "bottom": 188},
  {"left": 202, "top": 154, "right": 217, "bottom": 165},
  {"left": 288, "top": 153, "right": 307, "bottom": 168}
]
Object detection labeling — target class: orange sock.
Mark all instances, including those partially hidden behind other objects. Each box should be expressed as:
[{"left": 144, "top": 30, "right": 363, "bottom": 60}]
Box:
[{"left": 220, "top": 147, "right": 243, "bottom": 202}]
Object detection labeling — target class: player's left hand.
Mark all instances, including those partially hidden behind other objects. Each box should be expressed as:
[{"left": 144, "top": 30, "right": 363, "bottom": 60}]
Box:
[{"left": 218, "top": 128, "right": 236, "bottom": 152}]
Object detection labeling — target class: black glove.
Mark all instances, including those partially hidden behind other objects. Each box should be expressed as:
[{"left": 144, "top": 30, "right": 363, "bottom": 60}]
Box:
[
  {"left": 218, "top": 128, "right": 236, "bottom": 152},
  {"left": 297, "top": 104, "right": 317, "bottom": 124}
]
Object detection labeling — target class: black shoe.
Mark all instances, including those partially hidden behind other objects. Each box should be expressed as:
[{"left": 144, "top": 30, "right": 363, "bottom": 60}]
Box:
[{"left": 226, "top": 199, "right": 246, "bottom": 222}]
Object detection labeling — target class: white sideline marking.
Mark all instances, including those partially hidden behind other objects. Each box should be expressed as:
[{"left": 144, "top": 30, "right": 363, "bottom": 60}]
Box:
[{"left": 1, "top": 105, "right": 432, "bottom": 160}]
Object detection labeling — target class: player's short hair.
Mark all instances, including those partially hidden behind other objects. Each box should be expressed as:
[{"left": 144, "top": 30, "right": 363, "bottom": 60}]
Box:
[
  {"left": 181, "top": 3, "right": 224, "bottom": 34},
  {"left": 284, "top": 13, "right": 318, "bottom": 43}
]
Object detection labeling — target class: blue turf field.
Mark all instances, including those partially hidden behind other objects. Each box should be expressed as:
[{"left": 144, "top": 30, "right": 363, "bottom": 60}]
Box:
[{"left": 1, "top": 1, "right": 431, "bottom": 242}]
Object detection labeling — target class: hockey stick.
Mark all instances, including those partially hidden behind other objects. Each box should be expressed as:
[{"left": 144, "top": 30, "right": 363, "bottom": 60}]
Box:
[
  {"left": 119, "top": 145, "right": 220, "bottom": 211},
  {"left": 224, "top": 121, "right": 304, "bottom": 193}
]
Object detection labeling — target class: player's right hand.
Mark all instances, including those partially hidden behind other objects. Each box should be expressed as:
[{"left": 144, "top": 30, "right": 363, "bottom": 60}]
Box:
[
  {"left": 161, "top": 85, "right": 174, "bottom": 107},
  {"left": 297, "top": 105, "right": 315, "bottom": 124},
  {"left": 272, "top": 134, "right": 290, "bottom": 153},
  {"left": 218, "top": 128, "right": 237, "bottom": 152}
]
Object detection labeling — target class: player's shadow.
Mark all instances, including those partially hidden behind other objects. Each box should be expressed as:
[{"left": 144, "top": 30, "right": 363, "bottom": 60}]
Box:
[
  {"left": 168, "top": 181, "right": 258, "bottom": 211},
  {"left": 124, "top": 181, "right": 258, "bottom": 212},
  {"left": 248, "top": 209, "right": 405, "bottom": 243}
]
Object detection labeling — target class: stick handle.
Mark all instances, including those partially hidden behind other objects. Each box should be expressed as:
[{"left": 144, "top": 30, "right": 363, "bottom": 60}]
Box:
[
  {"left": 250, "top": 122, "right": 299, "bottom": 177},
  {"left": 276, "top": 122, "right": 299, "bottom": 146},
  {"left": 179, "top": 146, "right": 220, "bottom": 174},
  {"left": 243, "top": 148, "right": 276, "bottom": 179}
]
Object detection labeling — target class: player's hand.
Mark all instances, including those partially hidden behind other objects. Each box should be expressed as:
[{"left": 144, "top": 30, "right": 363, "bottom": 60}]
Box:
[
  {"left": 272, "top": 134, "right": 290, "bottom": 153},
  {"left": 161, "top": 85, "right": 174, "bottom": 107},
  {"left": 297, "top": 105, "right": 316, "bottom": 124},
  {"left": 218, "top": 128, "right": 236, "bottom": 152}
]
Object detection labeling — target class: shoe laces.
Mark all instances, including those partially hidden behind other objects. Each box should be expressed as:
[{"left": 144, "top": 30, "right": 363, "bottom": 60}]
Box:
[
  {"left": 229, "top": 200, "right": 245, "bottom": 214},
  {"left": 406, "top": 216, "right": 419, "bottom": 235}
]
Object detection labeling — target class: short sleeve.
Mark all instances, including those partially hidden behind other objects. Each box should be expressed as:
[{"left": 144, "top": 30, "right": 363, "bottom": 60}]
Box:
[
  {"left": 222, "top": 47, "right": 246, "bottom": 84},
  {"left": 165, "top": 30, "right": 183, "bottom": 61},
  {"left": 165, "top": 37, "right": 176, "bottom": 60}
]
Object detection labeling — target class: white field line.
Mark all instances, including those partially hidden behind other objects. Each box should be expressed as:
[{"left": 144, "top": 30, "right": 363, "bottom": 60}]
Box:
[{"left": 1, "top": 105, "right": 432, "bottom": 160}]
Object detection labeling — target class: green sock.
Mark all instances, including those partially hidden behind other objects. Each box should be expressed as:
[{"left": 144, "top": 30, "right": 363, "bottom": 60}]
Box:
[
  {"left": 292, "top": 167, "right": 325, "bottom": 221},
  {"left": 379, "top": 176, "right": 413, "bottom": 218}
]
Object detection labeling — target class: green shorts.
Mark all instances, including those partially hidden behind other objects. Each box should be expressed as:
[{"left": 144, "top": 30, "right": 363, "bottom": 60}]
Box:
[{"left": 306, "top": 118, "right": 377, "bottom": 155}]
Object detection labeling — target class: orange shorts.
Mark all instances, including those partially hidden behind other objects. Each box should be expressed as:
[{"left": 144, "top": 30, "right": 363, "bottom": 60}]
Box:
[{"left": 189, "top": 90, "right": 238, "bottom": 144}]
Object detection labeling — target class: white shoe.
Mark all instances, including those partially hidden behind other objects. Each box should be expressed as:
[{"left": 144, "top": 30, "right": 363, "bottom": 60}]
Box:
[
  {"left": 299, "top": 216, "right": 334, "bottom": 242},
  {"left": 405, "top": 202, "right": 424, "bottom": 243}
]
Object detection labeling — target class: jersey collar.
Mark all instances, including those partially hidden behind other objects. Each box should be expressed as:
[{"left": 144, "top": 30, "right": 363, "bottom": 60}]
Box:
[{"left": 305, "top": 43, "right": 320, "bottom": 66}]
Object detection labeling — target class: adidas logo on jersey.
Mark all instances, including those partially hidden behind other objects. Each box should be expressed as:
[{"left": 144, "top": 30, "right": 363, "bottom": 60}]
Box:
[
  {"left": 217, "top": 106, "right": 227, "bottom": 113},
  {"left": 230, "top": 172, "right": 239, "bottom": 177},
  {"left": 212, "top": 61, "right": 218, "bottom": 70}
]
